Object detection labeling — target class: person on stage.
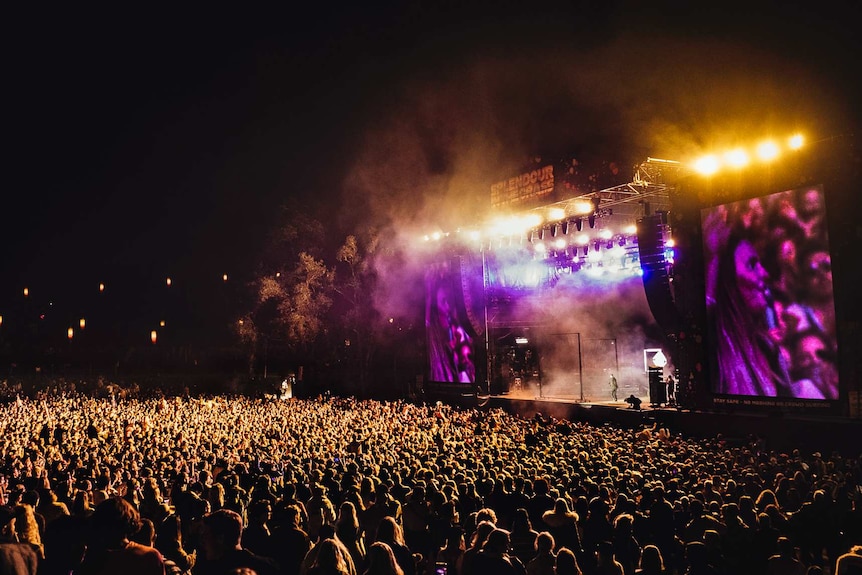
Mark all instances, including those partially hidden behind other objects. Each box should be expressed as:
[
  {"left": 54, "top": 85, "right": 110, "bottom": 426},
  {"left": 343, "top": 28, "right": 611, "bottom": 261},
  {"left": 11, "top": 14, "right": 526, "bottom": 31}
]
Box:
[{"left": 608, "top": 374, "right": 618, "bottom": 401}]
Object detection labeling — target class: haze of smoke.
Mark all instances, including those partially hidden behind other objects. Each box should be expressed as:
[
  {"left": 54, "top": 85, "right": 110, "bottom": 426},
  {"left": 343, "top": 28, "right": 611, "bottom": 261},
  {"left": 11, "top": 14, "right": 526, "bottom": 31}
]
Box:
[{"left": 507, "top": 271, "right": 670, "bottom": 401}]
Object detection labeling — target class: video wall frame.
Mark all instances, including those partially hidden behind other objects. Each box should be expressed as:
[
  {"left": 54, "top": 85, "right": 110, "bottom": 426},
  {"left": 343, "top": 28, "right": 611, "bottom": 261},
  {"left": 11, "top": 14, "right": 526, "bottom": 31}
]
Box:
[{"left": 701, "top": 186, "right": 839, "bottom": 406}]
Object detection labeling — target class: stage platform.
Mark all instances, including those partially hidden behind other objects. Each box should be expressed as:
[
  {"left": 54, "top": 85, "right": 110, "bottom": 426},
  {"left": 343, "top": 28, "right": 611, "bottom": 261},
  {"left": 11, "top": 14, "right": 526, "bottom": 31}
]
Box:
[{"left": 423, "top": 386, "right": 862, "bottom": 456}]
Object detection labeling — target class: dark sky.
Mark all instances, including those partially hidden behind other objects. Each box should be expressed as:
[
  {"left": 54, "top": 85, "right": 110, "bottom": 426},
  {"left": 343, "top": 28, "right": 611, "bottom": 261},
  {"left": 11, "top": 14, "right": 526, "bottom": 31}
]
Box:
[{"left": 4, "top": 2, "right": 860, "bottom": 345}]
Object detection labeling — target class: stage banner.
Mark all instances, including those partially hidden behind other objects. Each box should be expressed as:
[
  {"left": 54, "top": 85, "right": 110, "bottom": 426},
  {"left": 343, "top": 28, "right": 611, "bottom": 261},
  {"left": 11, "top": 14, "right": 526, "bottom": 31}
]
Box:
[{"left": 491, "top": 165, "right": 554, "bottom": 209}]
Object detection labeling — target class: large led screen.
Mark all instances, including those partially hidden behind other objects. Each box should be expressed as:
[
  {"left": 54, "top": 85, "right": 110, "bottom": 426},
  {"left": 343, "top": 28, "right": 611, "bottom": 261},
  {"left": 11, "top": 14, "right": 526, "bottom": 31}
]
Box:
[
  {"left": 702, "top": 186, "right": 838, "bottom": 400},
  {"left": 425, "top": 259, "right": 479, "bottom": 384}
]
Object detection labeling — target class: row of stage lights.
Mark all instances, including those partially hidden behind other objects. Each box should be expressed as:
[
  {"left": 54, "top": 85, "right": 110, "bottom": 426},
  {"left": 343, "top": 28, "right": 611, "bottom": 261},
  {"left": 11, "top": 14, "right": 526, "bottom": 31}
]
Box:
[
  {"left": 424, "top": 221, "right": 644, "bottom": 257},
  {"left": 1, "top": 274, "right": 233, "bottom": 344},
  {"left": 424, "top": 201, "right": 604, "bottom": 248},
  {"left": 690, "top": 133, "right": 805, "bottom": 176}
]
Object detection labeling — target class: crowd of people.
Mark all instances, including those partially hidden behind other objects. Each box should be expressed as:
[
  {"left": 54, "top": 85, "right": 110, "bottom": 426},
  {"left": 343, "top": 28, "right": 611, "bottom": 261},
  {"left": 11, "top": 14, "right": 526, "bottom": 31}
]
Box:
[{"left": 0, "top": 389, "right": 860, "bottom": 575}]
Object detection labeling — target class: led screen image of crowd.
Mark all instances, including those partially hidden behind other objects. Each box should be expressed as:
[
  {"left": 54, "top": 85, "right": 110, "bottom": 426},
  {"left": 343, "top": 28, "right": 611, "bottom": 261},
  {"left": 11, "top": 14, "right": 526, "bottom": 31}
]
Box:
[
  {"left": 702, "top": 186, "right": 838, "bottom": 400},
  {"left": 425, "top": 261, "right": 478, "bottom": 384}
]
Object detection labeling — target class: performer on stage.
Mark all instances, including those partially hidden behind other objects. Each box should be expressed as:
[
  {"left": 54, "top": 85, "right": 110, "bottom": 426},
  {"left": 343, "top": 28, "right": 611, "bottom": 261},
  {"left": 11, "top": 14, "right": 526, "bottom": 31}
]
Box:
[
  {"left": 608, "top": 373, "right": 618, "bottom": 401},
  {"left": 624, "top": 394, "right": 642, "bottom": 410},
  {"left": 665, "top": 374, "right": 675, "bottom": 405}
]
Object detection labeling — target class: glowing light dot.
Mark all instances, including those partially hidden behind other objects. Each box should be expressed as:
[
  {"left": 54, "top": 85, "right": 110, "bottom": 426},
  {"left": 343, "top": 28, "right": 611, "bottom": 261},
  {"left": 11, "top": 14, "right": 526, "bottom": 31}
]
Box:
[
  {"left": 756, "top": 140, "right": 780, "bottom": 162},
  {"left": 166, "top": 277, "right": 172, "bottom": 287},
  {"left": 99, "top": 282, "right": 105, "bottom": 292},
  {"left": 724, "top": 148, "right": 749, "bottom": 168},
  {"left": 788, "top": 134, "right": 804, "bottom": 149},
  {"left": 67, "top": 327, "right": 74, "bottom": 340},
  {"left": 160, "top": 320, "right": 166, "bottom": 327},
  {"left": 0, "top": 315, "right": 3, "bottom": 327},
  {"left": 554, "top": 238, "right": 567, "bottom": 250},
  {"left": 23, "top": 287, "right": 29, "bottom": 297},
  {"left": 79, "top": 318, "right": 86, "bottom": 329},
  {"left": 223, "top": 274, "right": 229, "bottom": 282},
  {"left": 525, "top": 214, "right": 543, "bottom": 227},
  {"left": 665, "top": 238, "right": 675, "bottom": 248},
  {"left": 573, "top": 201, "right": 593, "bottom": 215},
  {"left": 151, "top": 330, "right": 158, "bottom": 344},
  {"left": 693, "top": 155, "right": 720, "bottom": 176}
]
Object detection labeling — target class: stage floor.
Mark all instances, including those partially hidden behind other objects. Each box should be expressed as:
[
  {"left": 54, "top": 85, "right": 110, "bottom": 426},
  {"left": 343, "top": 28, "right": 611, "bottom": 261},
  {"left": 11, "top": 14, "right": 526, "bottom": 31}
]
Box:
[
  {"left": 497, "top": 388, "right": 669, "bottom": 411},
  {"left": 425, "top": 387, "right": 862, "bottom": 456}
]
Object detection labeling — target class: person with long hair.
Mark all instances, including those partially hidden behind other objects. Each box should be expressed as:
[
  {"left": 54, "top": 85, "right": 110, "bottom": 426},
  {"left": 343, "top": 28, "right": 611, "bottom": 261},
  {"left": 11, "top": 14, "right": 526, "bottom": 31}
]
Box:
[
  {"left": 509, "top": 508, "right": 539, "bottom": 565},
  {"left": 309, "top": 538, "right": 353, "bottom": 575},
  {"left": 709, "top": 231, "right": 791, "bottom": 396},
  {"left": 541, "top": 498, "right": 581, "bottom": 558},
  {"left": 611, "top": 513, "right": 641, "bottom": 575},
  {"left": 14, "top": 504, "right": 44, "bottom": 559},
  {"left": 425, "top": 270, "right": 474, "bottom": 384},
  {"left": 336, "top": 500, "right": 366, "bottom": 569},
  {"left": 460, "top": 521, "right": 495, "bottom": 575},
  {"left": 555, "top": 547, "right": 583, "bottom": 575},
  {"left": 362, "top": 542, "right": 404, "bottom": 575},
  {"left": 374, "top": 516, "right": 415, "bottom": 575},
  {"left": 635, "top": 544, "right": 665, "bottom": 575}
]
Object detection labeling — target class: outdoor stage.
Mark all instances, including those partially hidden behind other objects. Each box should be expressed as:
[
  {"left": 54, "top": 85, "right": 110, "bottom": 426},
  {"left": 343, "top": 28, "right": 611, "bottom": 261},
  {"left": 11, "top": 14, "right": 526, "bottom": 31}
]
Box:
[{"left": 423, "top": 384, "right": 862, "bottom": 456}]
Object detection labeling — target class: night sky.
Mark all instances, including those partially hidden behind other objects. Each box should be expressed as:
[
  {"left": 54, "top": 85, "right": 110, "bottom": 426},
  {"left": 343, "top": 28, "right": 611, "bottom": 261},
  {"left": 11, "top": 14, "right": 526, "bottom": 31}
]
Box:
[{"left": 5, "top": 2, "right": 860, "bottom": 348}]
